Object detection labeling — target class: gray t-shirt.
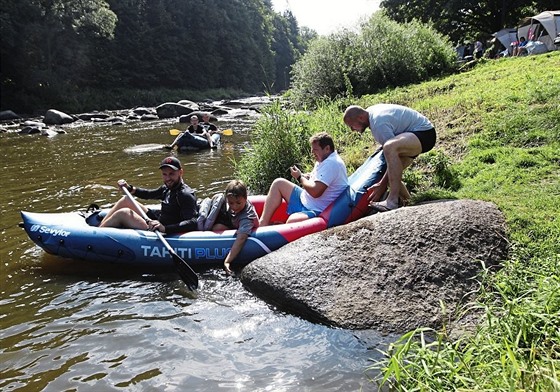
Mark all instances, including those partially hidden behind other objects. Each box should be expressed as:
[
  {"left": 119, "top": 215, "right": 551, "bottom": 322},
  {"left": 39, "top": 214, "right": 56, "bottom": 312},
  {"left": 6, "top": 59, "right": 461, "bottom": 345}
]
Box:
[
  {"left": 367, "top": 104, "right": 433, "bottom": 145},
  {"left": 229, "top": 199, "right": 259, "bottom": 235}
]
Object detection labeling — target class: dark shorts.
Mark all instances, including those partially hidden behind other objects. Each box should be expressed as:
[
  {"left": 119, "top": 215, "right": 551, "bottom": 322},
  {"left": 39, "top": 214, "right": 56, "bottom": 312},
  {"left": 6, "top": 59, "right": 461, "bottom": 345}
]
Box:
[
  {"left": 147, "top": 208, "right": 160, "bottom": 220},
  {"left": 409, "top": 128, "right": 436, "bottom": 153},
  {"left": 286, "top": 186, "right": 321, "bottom": 218}
]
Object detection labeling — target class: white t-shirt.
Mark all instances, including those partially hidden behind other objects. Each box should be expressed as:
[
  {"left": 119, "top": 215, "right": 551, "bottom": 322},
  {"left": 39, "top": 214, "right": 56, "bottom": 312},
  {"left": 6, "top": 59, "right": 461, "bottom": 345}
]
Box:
[
  {"left": 367, "top": 104, "right": 433, "bottom": 145},
  {"left": 301, "top": 151, "right": 348, "bottom": 212}
]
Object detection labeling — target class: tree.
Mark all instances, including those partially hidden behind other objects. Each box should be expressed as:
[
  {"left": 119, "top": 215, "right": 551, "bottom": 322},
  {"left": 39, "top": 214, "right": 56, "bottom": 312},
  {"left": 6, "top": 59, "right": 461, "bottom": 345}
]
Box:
[
  {"left": 380, "top": 0, "right": 558, "bottom": 42},
  {"left": 0, "top": 0, "right": 117, "bottom": 113},
  {"left": 1, "top": 0, "right": 311, "bottom": 113}
]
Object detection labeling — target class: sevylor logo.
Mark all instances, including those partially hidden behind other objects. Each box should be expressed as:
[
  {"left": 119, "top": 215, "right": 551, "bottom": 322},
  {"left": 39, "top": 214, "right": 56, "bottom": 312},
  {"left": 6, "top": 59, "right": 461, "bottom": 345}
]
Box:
[{"left": 30, "top": 224, "right": 71, "bottom": 237}]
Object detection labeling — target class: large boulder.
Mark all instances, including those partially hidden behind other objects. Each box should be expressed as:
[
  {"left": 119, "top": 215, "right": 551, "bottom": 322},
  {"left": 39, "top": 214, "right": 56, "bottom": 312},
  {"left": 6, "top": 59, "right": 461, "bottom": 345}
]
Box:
[
  {"left": 44, "top": 109, "right": 75, "bottom": 125},
  {"left": 0, "top": 110, "right": 21, "bottom": 121},
  {"left": 241, "top": 199, "right": 508, "bottom": 334},
  {"left": 156, "top": 102, "right": 196, "bottom": 119}
]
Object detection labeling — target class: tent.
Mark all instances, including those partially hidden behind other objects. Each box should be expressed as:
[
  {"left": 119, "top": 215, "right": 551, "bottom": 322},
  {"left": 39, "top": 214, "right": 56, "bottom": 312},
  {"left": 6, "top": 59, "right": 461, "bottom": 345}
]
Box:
[
  {"left": 493, "top": 28, "right": 518, "bottom": 55},
  {"left": 517, "top": 10, "right": 560, "bottom": 52}
]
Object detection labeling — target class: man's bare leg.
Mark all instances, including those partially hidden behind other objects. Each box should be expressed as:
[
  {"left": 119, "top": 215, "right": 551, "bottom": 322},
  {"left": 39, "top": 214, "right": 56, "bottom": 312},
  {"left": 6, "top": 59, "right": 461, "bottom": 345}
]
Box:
[
  {"left": 372, "top": 134, "right": 421, "bottom": 210},
  {"left": 258, "top": 179, "right": 296, "bottom": 226}
]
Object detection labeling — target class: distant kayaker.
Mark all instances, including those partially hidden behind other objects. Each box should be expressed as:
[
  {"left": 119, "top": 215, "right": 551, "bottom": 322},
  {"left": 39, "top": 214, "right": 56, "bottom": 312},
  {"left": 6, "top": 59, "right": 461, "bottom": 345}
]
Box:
[
  {"left": 258, "top": 132, "right": 348, "bottom": 226},
  {"left": 167, "top": 115, "right": 215, "bottom": 149},
  {"left": 201, "top": 112, "right": 219, "bottom": 134},
  {"left": 211, "top": 180, "right": 259, "bottom": 274},
  {"left": 99, "top": 156, "right": 199, "bottom": 234},
  {"left": 344, "top": 104, "right": 436, "bottom": 212}
]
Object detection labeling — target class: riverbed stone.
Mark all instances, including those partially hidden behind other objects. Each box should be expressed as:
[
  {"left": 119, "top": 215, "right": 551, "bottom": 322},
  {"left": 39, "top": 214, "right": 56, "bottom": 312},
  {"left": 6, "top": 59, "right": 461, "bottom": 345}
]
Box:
[
  {"left": 156, "top": 102, "right": 195, "bottom": 119},
  {"left": 0, "top": 110, "right": 21, "bottom": 121},
  {"left": 44, "top": 109, "right": 75, "bottom": 125},
  {"left": 240, "top": 199, "right": 508, "bottom": 334}
]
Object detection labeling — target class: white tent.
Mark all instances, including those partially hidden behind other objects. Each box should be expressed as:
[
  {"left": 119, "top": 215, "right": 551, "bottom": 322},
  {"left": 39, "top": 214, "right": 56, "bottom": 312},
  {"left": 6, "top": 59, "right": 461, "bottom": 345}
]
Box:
[
  {"left": 517, "top": 10, "right": 560, "bottom": 52},
  {"left": 493, "top": 28, "right": 518, "bottom": 54}
]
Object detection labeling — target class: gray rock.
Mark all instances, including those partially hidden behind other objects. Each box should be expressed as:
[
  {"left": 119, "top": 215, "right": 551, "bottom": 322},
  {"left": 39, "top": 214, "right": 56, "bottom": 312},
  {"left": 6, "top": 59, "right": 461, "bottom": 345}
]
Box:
[
  {"left": 156, "top": 102, "right": 195, "bottom": 119},
  {"left": 177, "top": 100, "right": 199, "bottom": 110},
  {"left": 132, "top": 107, "right": 154, "bottom": 116},
  {"left": 77, "top": 112, "right": 110, "bottom": 121},
  {"left": 241, "top": 199, "right": 508, "bottom": 334},
  {"left": 0, "top": 110, "right": 21, "bottom": 121},
  {"left": 140, "top": 114, "right": 159, "bottom": 121},
  {"left": 44, "top": 109, "right": 75, "bottom": 125},
  {"left": 211, "top": 108, "right": 229, "bottom": 116}
]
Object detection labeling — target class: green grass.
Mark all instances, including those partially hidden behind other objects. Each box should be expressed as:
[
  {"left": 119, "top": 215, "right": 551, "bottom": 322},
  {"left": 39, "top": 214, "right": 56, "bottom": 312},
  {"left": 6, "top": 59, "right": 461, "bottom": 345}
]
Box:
[
  {"left": 237, "top": 52, "right": 560, "bottom": 390},
  {"left": 362, "top": 53, "right": 560, "bottom": 391}
]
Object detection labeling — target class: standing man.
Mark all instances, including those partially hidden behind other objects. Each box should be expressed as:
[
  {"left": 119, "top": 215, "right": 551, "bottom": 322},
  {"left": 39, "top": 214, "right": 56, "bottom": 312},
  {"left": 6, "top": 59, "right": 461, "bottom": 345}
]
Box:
[
  {"left": 258, "top": 132, "right": 348, "bottom": 226},
  {"left": 100, "top": 156, "right": 198, "bottom": 234},
  {"left": 343, "top": 104, "right": 436, "bottom": 212}
]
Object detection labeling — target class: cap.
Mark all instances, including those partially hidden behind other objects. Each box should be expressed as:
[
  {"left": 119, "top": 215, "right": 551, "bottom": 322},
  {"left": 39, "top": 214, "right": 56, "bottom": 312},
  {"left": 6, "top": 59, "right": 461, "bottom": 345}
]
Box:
[{"left": 159, "top": 156, "right": 182, "bottom": 170}]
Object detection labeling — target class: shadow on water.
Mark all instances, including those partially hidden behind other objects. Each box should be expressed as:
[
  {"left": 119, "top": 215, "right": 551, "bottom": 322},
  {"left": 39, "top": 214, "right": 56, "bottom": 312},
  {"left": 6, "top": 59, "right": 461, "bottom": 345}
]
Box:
[{"left": 0, "top": 104, "right": 392, "bottom": 391}]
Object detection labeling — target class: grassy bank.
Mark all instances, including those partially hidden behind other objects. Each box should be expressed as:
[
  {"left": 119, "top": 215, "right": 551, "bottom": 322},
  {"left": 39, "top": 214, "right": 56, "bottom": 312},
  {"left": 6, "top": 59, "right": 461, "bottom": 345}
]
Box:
[{"left": 238, "top": 52, "right": 559, "bottom": 389}]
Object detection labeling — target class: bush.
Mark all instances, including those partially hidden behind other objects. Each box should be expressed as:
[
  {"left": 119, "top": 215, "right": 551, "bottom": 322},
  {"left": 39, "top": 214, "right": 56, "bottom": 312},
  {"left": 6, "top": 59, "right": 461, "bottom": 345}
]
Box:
[
  {"left": 234, "top": 100, "right": 314, "bottom": 194},
  {"left": 290, "top": 12, "right": 457, "bottom": 107}
]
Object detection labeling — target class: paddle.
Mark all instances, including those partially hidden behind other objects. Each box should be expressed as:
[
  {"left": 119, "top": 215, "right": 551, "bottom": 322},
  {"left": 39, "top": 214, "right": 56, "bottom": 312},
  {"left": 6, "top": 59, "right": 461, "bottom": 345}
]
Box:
[
  {"left": 121, "top": 186, "right": 199, "bottom": 291},
  {"left": 169, "top": 128, "right": 233, "bottom": 136}
]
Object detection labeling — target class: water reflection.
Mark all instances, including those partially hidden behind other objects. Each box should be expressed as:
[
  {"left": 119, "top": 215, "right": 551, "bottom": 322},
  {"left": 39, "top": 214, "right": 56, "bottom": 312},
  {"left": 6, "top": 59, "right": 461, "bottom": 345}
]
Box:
[{"left": 0, "top": 110, "right": 390, "bottom": 391}]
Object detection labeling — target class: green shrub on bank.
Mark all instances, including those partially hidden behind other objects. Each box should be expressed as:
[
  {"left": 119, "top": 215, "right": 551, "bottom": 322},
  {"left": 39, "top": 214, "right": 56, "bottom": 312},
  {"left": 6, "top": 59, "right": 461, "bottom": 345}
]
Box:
[
  {"left": 236, "top": 100, "right": 355, "bottom": 194},
  {"left": 290, "top": 12, "right": 457, "bottom": 107},
  {"left": 235, "top": 100, "right": 313, "bottom": 194}
]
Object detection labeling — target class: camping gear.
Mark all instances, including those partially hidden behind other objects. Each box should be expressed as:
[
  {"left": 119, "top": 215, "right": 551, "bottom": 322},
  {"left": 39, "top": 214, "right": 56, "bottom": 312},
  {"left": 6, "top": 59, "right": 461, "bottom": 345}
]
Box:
[
  {"left": 493, "top": 28, "right": 518, "bottom": 55},
  {"left": 517, "top": 10, "right": 560, "bottom": 52}
]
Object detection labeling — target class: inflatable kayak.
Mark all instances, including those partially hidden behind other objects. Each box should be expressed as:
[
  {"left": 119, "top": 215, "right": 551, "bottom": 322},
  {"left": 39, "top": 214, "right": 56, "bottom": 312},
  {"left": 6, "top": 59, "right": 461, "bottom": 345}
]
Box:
[
  {"left": 176, "top": 132, "right": 220, "bottom": 151},
  {"left": 20, "top": 151, "right": 386, "bottom": 269}
]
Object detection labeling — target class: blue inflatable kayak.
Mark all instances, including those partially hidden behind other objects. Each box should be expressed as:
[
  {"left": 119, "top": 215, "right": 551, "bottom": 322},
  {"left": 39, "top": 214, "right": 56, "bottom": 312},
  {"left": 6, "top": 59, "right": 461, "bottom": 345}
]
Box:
[
  {"left": 177, "top": 132, "right": 220, "bottom": 151},
  {"left": 20, "top": 151, "right": 386, "bottom": 269}
]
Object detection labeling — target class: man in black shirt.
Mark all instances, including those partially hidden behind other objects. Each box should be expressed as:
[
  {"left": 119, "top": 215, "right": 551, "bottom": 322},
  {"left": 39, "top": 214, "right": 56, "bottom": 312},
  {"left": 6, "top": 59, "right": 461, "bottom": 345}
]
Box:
[{"left": 100, "top": 156, "right": 198, "bottom": 234}]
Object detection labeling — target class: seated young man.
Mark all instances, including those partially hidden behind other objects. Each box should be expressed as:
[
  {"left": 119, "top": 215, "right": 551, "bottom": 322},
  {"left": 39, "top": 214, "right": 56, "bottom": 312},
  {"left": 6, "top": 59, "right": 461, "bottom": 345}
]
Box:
[
  {"left": 100, "top": 156, "right": 198, "bottom": 234},
  {"left": 258, "top": 132, "right": 348, "bottom": 226}
]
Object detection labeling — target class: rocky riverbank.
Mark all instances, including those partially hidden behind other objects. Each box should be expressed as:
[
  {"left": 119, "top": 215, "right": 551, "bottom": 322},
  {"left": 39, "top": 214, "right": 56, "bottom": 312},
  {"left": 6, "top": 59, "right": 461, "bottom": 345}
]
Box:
[{"left": 0, "top": 96, "right": 276, "bottom": 135}]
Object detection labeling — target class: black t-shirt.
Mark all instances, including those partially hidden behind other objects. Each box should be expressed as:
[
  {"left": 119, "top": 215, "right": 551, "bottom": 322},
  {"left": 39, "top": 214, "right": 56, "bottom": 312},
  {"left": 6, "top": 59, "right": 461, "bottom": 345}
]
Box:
[
  {"left": 133, "top": 181, "right": 198, "bottom": 233},
  {"left": 201, "top": 122, "right": 218, "bottom": 132},
  {"left": 187, "top": 124, "right": 205, "bottom": 134}
]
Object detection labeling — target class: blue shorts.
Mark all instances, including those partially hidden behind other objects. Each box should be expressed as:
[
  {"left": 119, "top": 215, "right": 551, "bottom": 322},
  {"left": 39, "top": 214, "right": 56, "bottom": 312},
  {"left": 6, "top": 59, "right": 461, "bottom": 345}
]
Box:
[{"left": 286, "top": 186, "right": 321, "bottom": 218}]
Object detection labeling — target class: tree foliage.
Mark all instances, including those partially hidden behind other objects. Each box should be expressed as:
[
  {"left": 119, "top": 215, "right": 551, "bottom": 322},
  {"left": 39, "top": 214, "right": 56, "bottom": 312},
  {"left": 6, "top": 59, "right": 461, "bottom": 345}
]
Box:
[
  {"left": 380, "top": 0, "right": 559, "bottom": 43},
  {"left": 289, "top": 12, "right": 457, "bottom": 106},
  {"left": 0, "top": 0, "right": 312, "bottom": 114}
]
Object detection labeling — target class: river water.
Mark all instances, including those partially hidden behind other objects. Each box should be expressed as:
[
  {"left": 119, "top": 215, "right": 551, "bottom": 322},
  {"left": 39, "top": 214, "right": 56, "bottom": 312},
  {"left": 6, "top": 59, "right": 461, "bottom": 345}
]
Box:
[{"left": 0, "top": 104, "right": 391, "bottom": 391}]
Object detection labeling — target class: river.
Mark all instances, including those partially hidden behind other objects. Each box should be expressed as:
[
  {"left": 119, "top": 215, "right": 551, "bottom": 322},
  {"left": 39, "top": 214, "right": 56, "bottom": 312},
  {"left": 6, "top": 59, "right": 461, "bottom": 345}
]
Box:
[{"left": 0, "top": 103, "right": 390, "bottom": 391}]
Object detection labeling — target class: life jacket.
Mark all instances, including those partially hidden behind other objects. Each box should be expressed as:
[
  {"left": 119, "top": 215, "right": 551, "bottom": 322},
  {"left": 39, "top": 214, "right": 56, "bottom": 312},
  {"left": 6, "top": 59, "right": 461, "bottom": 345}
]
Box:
[{"left": 196, "top": 193, "right": 225, "bottom": 230}]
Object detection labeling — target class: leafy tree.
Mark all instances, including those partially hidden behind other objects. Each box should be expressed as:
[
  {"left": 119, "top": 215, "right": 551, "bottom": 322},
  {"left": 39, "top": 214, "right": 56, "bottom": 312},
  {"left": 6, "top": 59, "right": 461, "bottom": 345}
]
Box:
[
  {"left": 1, "top": 0, "right": 310, "bottom": 114},
  {"left": 1, "top": 0, "right": 117, "bottom": 113},
  {"left": 290, "top": 12, "right": 456, "bottom": 106},
  {"left": 380, "top": 0, "right": 559, "bottom": 43}
]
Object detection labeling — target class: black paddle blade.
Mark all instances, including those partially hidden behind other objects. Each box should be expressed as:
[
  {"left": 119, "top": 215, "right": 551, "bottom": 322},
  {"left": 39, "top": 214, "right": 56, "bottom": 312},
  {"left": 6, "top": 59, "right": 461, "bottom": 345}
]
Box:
[{"left": 172, "top": 253, "right": 198, "bottom": 291}]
